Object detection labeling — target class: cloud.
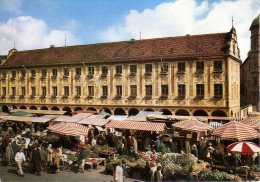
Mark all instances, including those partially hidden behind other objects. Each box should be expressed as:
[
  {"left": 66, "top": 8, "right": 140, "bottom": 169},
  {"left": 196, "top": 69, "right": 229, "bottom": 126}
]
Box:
[
  {"left": 0, "top": 16, "right": 81, "bottom": 55},
  {"left": 0, "top": 0, "right": 22, "bottom": 14},
  {"left": 101, "top": 0, "right": 260, "bottom": 60}
]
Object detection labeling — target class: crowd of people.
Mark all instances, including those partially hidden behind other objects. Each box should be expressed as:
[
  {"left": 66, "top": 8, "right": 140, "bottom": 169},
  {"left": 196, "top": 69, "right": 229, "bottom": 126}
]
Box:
[{"left": 0, "top": 120, "right": 259, "bottom": 181}]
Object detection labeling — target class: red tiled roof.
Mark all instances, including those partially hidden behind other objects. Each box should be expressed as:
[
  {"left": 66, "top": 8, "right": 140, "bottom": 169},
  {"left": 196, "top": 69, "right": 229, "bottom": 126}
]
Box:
[{"left": 2, "top": 32, "right": 230, "bottom": 67}]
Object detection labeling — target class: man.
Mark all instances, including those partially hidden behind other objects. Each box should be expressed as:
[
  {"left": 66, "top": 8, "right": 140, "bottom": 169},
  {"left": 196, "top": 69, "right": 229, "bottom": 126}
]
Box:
[
  {"left": 115, "top": 161, "right": 123, "bottom": 182},
  {"left": 5, "top": 143, "right": 13, "bottom": 165},
  {"left": 31, "top": 145, "right": 41, "bottom": 175},
  {"left": 191, "top": 144, "right": 199, "bottom": 158},
  {"left": 11, "top": 141, "right": 19, "bottom": 158},
  {"left": 15, "top": 148, "right": 26, "bottom": 176},
  {"left": 78, "top": 147, "right": 87, "bottom": 173}
]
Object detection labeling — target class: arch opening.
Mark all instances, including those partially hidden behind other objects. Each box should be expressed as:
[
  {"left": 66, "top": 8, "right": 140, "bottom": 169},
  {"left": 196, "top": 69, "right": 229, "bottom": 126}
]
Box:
[
  {"left": 74, "top": 107, "right": 84, "bottom": 111},
  {"left": 29, "top": 106, "right": 38, "bottom": 110},
  {"left": 128, "top": 108, "right": 139, "bottom": 116},
  {"left": 86, "top": 107, "right": 97, "bottom": 111},
  {"left": 193, "top": 109, "right": 208, "bottom": 116},
  {"left": 211, "top": 110, "right": 227, "bottom": 117},
  {"left": 62, "top": 107, "right": 72, "bottom": 115},
  {"left": 175, "top": 109, "right": 190, "bottom": 116},
  {"left": 51, "top": 106, "right": 60, "bottom": 111},
  {"left": 20, "top": 106, "right": 27, "bottom": 109},
  {"left": 160, "top": 109, "right": 172, "bottom": 115},
  {"left": 114, "top": 108, "right": 127, "bottom": 115},
  {"left": 100, "top": 108, "right": 112, "bottom": 115},
  {"left": 1, "top": 105, "right": 9, "bottom": 113},
  {"left": 40, "top": 106, "right": 48, "bottom": 110},
  {"left": 143, "top": 108, "right": 155, "bottom": 112}
]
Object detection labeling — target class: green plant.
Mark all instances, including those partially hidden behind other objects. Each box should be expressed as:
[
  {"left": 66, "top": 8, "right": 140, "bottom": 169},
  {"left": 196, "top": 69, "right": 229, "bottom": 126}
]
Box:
[{"left": 199, "top": 170, "right": 234, "bottom": 181}]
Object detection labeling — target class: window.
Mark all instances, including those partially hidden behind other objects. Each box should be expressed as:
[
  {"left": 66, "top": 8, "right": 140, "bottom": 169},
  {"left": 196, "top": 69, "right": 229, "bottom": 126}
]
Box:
[
  {"left": 63, "top": 68, "right": 69, "bottom": 77},
  {"left": 21, "top": 87, "right": 25, "bottom": 96},
  {"left": 161, "top": 63, "right": 168, "bottom": 74},
  {"left": 11, "top": 71, "right": 16, "bottom": 80},
  {"left": 64, "top": 86, "right": 69, "bottom": 96},
  {"left": 102, "top": 86, "right": 108, "bottom": 97},
  {"left": 88, "top": 67, "right": 94, "bottom": 75},
  {"left": 214, "top": 84, "right": 223, "bottom": 98},
  {"left": 41, "top": 87, "right": 46, "bottom": 97},
  {"left": 76, "top": 86, "right": 81, "bottom": 96},
  {"left": 178, "top": 62, "right": 185, "bottom": 73},
  {"left": 145, "top": 64, "right": 152, "bottom": 75},
  {"left": 2, "top": 87, "right": 6, "bottom": 96},
  {"left": 41, "top": 69, "right": 47, "bottom": 78},
  {"left": 21, "top": 70, "right": 26, "bottom": 78},
  {"left": 52, "top": 69, "right": 57, "bottom": 77},
  {"left": 130, "top": 65, "right": 137, "bottom": 75},
  {"left": 214, "top": 61, "right": 222, "bottom": 72},
  {"left": 75, "top": 67, "right": 81, "bottom": 77},
  {"left": 196, "top": 61, "right": 204, "bottom": 74},
  {"left": 161, "top": 85, "right": 168, "bottom": 97},
  {"left": 116, "top": 85, "right": 122, "bottom": 98},
  {"left": 196, "top": 84, "right": 204, "bottom": 98},
  {"left": 145, "top": 85, "right": 152, "bottom": 98},
  {"left": 31, "top": 70, "right": 36, "bottom": 77},
  {"left": 52, "top": 86, "right": 57, "bottom": 96},
  {"left": 88, "top": 86, "right": 94, "bottom": 97},
  {"left": 130, "top": 85, "right": 137, "bottom": 97},
  {"left": 11, "top": 87, "right": 16, "bottom": 96},
  {"left": 178, "top": 84, "right": 185, "bottom": 97},
  {"left": 31, "top": 87, "right": 36, "bottom": 96},
  {"left": 1, "top": 71, "right": 6, "bottom": 79},
  {"left": 115, "top": 65, "right": 122, "bottom": 75},
  {"left": 101, "top": 66, "right": 108, "bottom": 76}
]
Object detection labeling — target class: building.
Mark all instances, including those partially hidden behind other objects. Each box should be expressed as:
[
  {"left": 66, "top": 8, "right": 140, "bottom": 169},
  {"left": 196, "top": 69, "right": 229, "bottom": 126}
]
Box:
[
  {"left": 0, "top": 26, "right": 241, "bottom": 117},
  {"left": 241, "top": 14, "right": 260, "bottom": 112}
]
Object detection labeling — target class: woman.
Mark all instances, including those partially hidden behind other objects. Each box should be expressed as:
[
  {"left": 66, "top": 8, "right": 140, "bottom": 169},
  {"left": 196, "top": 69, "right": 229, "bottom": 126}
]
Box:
[
  {"left": 47, "top": 144, "right": 53, "bottom": 164},
  {"left": 53, "top": 148, "right": 62, "bottom": 172}
]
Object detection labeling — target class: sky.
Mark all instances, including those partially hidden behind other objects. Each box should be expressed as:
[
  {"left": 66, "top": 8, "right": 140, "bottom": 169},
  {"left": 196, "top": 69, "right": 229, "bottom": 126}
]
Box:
[{"left": 0, "top": 0, "right": 259, "bottom": 60}]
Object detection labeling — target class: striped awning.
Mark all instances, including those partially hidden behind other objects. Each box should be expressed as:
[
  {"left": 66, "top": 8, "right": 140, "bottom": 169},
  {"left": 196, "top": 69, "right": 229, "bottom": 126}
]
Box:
[
  {"left": 172, "top": 120, "right": 213, "bottom": 132},
  {"left": 78, "top": 118, "right": 110, "bottom": 126},
  {"left": 106, "top": 120, "right": 165, "bottom": 131},
  {"left": 241, "top": 118, "right": 260, "bottom": 131},
  {"left": 212, "top": 120, "right": 260, "bottom": 141},
  {"left": 47, "top": 122, "right": 89, "bottom": 137}
]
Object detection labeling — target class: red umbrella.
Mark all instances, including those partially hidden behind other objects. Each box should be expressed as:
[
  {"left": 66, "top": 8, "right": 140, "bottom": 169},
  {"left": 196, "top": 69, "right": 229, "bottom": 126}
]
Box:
[{"left": 226, "top": 141, "right": 260, "bottom": 154}]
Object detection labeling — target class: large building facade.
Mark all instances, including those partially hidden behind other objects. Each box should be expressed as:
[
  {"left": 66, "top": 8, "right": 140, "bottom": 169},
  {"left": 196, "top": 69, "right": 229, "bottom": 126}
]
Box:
[
  {"left": 241, "top": 14, "right": 260, "bottom": 112},
  {"left": 0, "top": 27, "right": 241, "bottom": 117}
]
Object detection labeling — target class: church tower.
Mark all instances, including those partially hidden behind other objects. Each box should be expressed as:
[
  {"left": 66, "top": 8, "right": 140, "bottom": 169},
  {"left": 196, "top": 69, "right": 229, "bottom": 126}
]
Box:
[{"left": 249, "top": 14, "right": 260, "bottom": 111}]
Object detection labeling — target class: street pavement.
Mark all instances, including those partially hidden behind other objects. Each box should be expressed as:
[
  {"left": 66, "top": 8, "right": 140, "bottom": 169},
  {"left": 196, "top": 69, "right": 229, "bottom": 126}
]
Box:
[{"left": 0, "top": 163, "right": 142, "bottom": 182}]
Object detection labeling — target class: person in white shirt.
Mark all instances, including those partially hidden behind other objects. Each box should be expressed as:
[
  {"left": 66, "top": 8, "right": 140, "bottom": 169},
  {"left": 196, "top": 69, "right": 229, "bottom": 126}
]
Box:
[
  {"left": 115, "top": 161, "right": 123, "bottom": 182},
  {"left": 15, "top": 148, "right": 26, "bottom": 176}
]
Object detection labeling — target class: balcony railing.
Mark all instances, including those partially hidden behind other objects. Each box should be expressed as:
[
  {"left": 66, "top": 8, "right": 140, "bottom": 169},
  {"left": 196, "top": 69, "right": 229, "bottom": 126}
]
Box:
[
  {"left": 177, "top": 70, "right": 186, "bottom": 74},
  {"left": 74, "top": 95, "right": 81, "bottom": 99},
  {"left": 87, "top": 74, "right": 94, "bottom": 79},
  {"left": 86, "top": 95, "right": 94, "bottom": 99},
  {"left": 144, "top": 96, "right": 152, "bottom": 100},
  {"left": 9, "top": 95, "right": 15, "bottom": 99},
  {"left": 128, "top": 95, "right": 137, "bottom": 99},
  {"left": 213, "top": 69, "right": 223, "bottom": 73},
  {"left": 160, "top": 71, "right": 168, "bottom": 75},
  {"left": 100, "top": 95, "right": 107, "bottom": 99},
  {"left": 61, "top": 95, "right": 68, "bottom": 99},
  {"left": 114, "top": 95, "right": 122, "bottom": 99},
  {"left": 1, "top": 95, "right": 6, "bottom": 99}
]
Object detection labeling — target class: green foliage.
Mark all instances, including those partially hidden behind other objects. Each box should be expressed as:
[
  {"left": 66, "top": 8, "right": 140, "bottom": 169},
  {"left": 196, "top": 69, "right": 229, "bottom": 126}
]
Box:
[
  {"left": 199, "top": 170, "right": 234, "bottom": 181},
  {"left": 40, "top": 134, "right": 60, "bottom": 143}
]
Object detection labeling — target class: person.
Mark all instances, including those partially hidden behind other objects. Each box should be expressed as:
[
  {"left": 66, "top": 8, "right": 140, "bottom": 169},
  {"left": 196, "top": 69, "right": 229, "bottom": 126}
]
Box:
[
  {"left": 11, "top": 141, "right": 19, "bottom": 158},
  {"left": 191, "top": 144, "right": 199, "bottom": 158},
  {"left": 122, "top": 160, "right": 127, "bottom": 182},
  {"left": 5, "top": 143, "right": 13, "bottom": 165},
  {"left": 133, "top": 136, "right": 138, "bottom": 154},
  {"left": 155, "top": 137, "right": 160, "bottom": 152},
  {"left": 150, "top": 161, "right": 157, "bottom": 181},
  {"left": 15, "top": 148, "right": 26, "bottom": 176},
  {"left": 199, "top": 137, "right": 206, "bottom": 160},
  {"left": 154, "top": 165, "right": 163, "bottom": 182},
  {"left": 31, "top": 145, "right": 41, "bottom": 175},
  {"left": 206, "top": 143, "right": 214, "bottom": 164},
  {"left": 39, "top": 146, "right": 47, "bottom": 171},
  {"left": 54, "top": 148, "right": 62, "bottom": 172},
  {"left": 114, "top": 161, "right": 123, "bottom": 182},
  {"left": 78, "top": 147, "right": 87, "bottom": 173},
  {"left": 47, "top": 144, "right": 53, "bottom": 164},
  {"left": 91, "top": 137, "right": 97, "bottom": 146},
  {"left": 150, "top": 150, "right": 157, "bottom": 161}
]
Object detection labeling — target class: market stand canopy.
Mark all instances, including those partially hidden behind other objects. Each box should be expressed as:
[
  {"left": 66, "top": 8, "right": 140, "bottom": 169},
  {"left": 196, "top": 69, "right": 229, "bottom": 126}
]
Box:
[
  {"left": 226, "top": 141, "right": 260, "bottom": 155},
  {"left": 241, "top": 117, "right": 260, "bottom": 131},
  {"left": 0, "top": 115, "right": 51, "bottom": 123},
  {"left": 78, "top": 118, "right": 109, "bottom": 126},
  {"left": 212, "top": 120, "right": 260, "bottom": 141},
  {"left": 10, "top": 109, "right": 66, "bottom": 115},
  {"left": 47, "top": 122, "right": 89, "bottom": 137},
  {"left": 172, "top": 120, "right": 213, "bottom": 132},
  {"left": 106, "top": 120, "right": 165, "bottom": 132}
]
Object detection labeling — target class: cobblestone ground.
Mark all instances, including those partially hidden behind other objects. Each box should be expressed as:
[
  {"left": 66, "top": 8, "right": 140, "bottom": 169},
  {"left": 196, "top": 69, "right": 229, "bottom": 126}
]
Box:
[{"left": 0, "top": 162, "right": 142, "bottom": 182}]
